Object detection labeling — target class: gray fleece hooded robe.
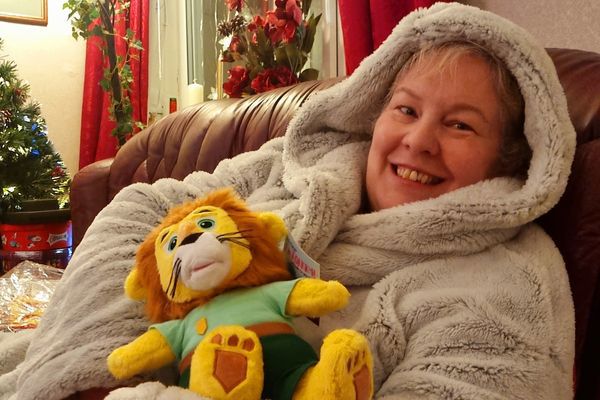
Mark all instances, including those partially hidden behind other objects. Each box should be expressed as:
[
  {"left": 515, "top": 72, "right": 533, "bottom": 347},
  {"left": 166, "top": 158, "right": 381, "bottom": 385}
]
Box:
[{"left": 0, "top": 3, "right": 575, "bottom": 400}]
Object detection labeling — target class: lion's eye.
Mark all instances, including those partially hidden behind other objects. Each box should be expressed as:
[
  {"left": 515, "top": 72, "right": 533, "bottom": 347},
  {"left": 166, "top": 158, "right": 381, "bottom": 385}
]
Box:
[
  {"left": 197, "top": 218, "right": 215, "bottom": 230},
  {"left": 166, "top": 236, "right": 178, "bottom": 252}
]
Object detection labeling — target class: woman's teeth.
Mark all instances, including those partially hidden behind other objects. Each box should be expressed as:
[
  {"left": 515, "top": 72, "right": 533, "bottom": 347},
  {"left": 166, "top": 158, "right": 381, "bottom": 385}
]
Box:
[{"left": 396, "top": 166, "right": 439, "bottom": 184}]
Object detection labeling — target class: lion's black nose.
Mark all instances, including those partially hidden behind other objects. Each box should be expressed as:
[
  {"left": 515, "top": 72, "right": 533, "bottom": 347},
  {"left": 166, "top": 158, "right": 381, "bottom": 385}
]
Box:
[{"left": 180, "top": 232, "right": 203, "bottom": 246}]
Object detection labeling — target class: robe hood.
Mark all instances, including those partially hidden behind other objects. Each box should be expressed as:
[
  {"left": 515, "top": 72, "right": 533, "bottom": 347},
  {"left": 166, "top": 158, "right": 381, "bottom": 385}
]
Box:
[{"left": 281, "top": 3, "right": 576, "bottom": 272}]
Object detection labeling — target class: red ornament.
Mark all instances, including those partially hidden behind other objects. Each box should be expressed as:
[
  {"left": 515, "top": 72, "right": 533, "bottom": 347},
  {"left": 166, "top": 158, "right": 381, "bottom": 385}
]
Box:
[
  {"left": 225, "top": 0, "right": 244, "bottom": 12},
  {"left": 250, "top": 66, "right": 298, "bottom": 93},
  {"left": 264, "top": 11, "right": 298, "bottom": 43},
  {"left": 223, "top": 66, "right": 250, "bottom": 98}
]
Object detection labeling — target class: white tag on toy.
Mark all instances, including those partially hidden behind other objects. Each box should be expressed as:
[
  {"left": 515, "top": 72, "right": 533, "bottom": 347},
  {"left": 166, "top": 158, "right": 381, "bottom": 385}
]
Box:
[
  {"left": 284, "top": 234, "right": 320, "bottom": 279},
  {"left": 285, "top": 234, "right": 321, "bottom": 326}
]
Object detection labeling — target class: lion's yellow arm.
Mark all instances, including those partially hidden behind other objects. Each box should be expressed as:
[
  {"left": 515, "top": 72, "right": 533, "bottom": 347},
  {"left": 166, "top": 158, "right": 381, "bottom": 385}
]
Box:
[
  {"left": 107, "top": 329, "right": 175, "bottom": 379},
  {"left": 286, "top": 278, "right": 350, "bottom": 317}
]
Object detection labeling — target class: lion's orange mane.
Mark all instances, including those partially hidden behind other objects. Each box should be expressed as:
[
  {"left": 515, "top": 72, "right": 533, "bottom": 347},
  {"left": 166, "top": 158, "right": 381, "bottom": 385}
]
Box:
[{"left": 135, "top": 188, "right": 291, "bottom": 323}]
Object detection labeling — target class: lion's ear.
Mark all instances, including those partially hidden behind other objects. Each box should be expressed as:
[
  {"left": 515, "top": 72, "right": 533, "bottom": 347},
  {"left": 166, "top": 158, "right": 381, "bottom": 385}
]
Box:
[
  {"left": 258, "top": 212, "right": 287, "bottom": 243},
  {"left": 124, "top": 267, "right": 147, "bottom": 301}
]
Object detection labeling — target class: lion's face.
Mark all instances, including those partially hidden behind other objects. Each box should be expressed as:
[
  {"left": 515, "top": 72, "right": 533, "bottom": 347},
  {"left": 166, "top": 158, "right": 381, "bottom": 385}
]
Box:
[
  {"left": 155, "top": 205, "right": 252, "bottom": 303},
  {"left": 126, "top": 188, "right": 292, "bottom": 322}
]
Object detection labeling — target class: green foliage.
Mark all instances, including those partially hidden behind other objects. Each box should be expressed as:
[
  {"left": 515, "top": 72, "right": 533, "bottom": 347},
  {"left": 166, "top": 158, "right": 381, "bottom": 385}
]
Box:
[
  {"left": 299, "top": 68, "right": 319, "bottom": 82},
  {"left": 0, "top": 39, "right": 71, "bottom": 213},
  {"left": 301, "top": 13, "right": 321, "bottom": 54},
  {"left": 62, "top": 0, "right": 144, "bottom": 146}
]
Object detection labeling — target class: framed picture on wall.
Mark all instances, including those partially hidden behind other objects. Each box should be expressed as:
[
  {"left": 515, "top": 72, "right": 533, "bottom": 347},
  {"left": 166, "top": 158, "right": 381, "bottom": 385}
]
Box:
[{"left": 0, "top": 0, "right": 47, "bottom": 26}]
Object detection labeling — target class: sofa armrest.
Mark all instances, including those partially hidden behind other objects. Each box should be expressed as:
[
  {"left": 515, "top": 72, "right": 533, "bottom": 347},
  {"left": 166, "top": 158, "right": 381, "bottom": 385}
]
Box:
[{"left": 70, "top": 158, "right": 113, "bottom": 248}]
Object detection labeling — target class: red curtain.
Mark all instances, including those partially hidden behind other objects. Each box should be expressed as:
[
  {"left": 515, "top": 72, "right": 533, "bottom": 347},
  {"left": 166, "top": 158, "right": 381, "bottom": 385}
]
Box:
[
  {"left": 78, "top": 0, "right": 149, "bottom": 169},
  {"left": 338, "top": 0, "right": 437, "bottom": 75}
]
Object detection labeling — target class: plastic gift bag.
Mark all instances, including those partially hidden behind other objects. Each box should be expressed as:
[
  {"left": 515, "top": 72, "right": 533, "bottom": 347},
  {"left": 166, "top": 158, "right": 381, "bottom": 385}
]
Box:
[{"left": 0, "top": 260, "right": 63, "bottom": 332}]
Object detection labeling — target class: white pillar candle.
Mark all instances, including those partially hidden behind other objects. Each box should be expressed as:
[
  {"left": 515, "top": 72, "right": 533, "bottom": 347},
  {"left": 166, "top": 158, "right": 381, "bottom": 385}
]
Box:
[{"left": 187, "top": 81, "right": 204, "bottom": 106}]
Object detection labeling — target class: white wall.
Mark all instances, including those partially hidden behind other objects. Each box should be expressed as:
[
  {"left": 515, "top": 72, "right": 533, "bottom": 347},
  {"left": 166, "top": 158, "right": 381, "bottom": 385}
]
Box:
[
  {"left": 463, "top": 0, "right": 600, "bottom": 54},
  {"left": 0, "top": 1, "right": 85, "bottom": 174}
]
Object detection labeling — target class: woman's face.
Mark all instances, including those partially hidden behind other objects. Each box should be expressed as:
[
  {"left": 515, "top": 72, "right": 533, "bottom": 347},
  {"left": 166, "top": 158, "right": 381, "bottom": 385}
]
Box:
[{"left": 365, "top": 53, "right": 504, "bottom": 210}]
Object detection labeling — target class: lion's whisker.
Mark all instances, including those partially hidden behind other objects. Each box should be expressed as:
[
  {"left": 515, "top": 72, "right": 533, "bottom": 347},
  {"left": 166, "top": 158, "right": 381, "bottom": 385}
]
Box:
[
  {"left": 217, "top": 235, "right": 247, "bottom": 242},
  {"left": 216, "top": 230, "right": 252, "bottom": 239},
  {"left": 167, "top": 258, "right": 182, "bottom": 298},
  {"left": 221, "top": 237, "right": 251, "bottom": 249}
]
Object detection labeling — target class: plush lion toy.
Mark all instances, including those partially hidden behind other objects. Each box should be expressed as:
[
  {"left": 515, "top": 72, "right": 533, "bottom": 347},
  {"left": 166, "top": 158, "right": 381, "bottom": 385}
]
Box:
[{"left": 107, "top": 188, "right": 373, "bottom": 400}]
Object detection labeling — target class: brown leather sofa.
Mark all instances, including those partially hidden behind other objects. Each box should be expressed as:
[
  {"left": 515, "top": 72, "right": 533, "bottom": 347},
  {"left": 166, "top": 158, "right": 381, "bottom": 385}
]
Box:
[{"left": 70, "top": 48, "right": 600, "bottom": 400}]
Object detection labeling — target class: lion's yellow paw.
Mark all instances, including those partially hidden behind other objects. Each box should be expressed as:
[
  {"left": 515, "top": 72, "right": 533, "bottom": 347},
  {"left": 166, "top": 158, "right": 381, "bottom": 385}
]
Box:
[
  {"left": 107, "top": 329, "right": 175, "bottom": 381},
  {"left": 293, "top": 329, "right": 373, "bottom": 400},
  {"left": 287, "top": 279, "right": 350, "bottom": 317},
  {"left": 190, "top": 325, "right": 264, "bottom": 400},
  {"left": 107, "top": 347, "right": 134, "bottom": 380},
  {"left": 346, "top": 347, "right": 373, "bottom": 400}
]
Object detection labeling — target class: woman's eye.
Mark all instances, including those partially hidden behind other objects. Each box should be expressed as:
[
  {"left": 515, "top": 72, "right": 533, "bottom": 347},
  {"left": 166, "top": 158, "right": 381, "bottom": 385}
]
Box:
[
  {"left": 452, "top": 122, "right": 473, "bottom": 131},
  {"left": 197, "top": 218, "right": 215, "bottom": 230},
  {"left": 398, "top": 106, "right": 416, "bottom": 116},
  {"left": 167, "top": 236, "right": 178, "bottom": 252}
]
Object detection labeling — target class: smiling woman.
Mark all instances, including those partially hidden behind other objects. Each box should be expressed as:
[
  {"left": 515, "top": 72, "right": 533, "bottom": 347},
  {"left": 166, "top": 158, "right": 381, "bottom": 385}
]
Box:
[
  {"left": 0, "top": 0, "right": 47, "bottom": 26},
  {"left": 366, "top": 40, "right": 529, "bottom": 210}
]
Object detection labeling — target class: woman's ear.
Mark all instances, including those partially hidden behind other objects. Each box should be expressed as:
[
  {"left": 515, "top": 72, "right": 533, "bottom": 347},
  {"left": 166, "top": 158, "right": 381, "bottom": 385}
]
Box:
[
  {"left": 258, "top": 212, "right": 288, "bottom": 243},
  {"left": 124, "top": 267, "right": 147, "bottom": 301}
]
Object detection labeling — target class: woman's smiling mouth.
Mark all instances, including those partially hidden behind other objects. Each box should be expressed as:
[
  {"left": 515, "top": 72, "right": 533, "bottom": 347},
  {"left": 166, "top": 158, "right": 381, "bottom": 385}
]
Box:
[{"left": 394, "top": 165, "right": 443, "bottom": 185}]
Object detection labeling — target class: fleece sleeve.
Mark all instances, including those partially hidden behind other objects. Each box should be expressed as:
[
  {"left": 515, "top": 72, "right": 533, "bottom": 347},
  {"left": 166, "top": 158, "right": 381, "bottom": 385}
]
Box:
[{"left": 357, "top": 227, "right": 574, "bottom": 400}]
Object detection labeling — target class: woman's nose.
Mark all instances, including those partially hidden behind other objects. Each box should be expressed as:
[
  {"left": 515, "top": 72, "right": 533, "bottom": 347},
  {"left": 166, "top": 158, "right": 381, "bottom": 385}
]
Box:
[{"left": 400, "top": 119, "right": 440, "bottom": 155}]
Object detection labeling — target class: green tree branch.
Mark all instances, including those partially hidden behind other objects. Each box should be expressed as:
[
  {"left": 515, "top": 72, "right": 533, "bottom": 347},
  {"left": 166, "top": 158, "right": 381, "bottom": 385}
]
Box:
[{"left": 63, "top": 0, "right": 144, "bottom": 146}]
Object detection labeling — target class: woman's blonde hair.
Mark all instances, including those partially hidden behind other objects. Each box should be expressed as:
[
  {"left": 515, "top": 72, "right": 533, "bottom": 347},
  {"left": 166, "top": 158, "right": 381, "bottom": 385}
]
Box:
[{"left": 387, "top": 40, "right": 531, "bottom": 179}]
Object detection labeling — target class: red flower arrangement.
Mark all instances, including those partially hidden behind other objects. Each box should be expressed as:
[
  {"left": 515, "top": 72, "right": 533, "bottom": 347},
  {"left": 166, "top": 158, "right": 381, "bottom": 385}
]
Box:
[{"left": 218, "top": 0, "right": 321, "bottom": 98}]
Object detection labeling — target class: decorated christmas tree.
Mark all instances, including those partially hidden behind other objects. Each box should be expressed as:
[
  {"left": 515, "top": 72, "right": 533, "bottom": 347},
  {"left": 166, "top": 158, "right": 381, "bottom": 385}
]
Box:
[{"left": 0, "top": 38, "right": 70, "bottom": 214}]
